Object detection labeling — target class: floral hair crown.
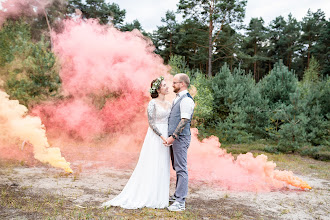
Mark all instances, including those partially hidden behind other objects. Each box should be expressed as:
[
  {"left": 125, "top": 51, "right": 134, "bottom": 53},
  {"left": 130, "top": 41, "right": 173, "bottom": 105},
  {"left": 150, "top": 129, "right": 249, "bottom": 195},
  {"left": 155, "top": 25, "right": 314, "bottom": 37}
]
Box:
[{"left": 149, "top": 76, "right": 164, "bottom": 94}]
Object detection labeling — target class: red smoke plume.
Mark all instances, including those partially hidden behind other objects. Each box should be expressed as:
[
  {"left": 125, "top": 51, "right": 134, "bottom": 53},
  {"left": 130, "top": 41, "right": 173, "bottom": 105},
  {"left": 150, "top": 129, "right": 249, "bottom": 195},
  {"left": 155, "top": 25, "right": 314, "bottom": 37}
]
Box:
[
  {"left": 188, "top": 129, "right": 310, "bottom": 190},
  {"left": 0, "top": 0, "right": 59, "bottom": 27},
  {"left": 33, "top": 18, "right": 167, "bottom": 139}
]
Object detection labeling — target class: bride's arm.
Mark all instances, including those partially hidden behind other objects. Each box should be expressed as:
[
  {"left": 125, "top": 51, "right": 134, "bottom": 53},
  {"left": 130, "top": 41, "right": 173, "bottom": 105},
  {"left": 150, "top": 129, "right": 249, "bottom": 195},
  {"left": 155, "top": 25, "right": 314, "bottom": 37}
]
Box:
[{"left": 147, "top": 100, "right": 165, "bottom": 141}]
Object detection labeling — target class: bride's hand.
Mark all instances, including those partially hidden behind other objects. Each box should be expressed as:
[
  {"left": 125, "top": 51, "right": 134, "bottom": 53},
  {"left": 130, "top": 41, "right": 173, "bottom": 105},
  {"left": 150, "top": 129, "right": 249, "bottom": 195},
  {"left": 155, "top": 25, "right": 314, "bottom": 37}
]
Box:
[{"left": 161, "top": 136, "right": 168, "bottom": 146}]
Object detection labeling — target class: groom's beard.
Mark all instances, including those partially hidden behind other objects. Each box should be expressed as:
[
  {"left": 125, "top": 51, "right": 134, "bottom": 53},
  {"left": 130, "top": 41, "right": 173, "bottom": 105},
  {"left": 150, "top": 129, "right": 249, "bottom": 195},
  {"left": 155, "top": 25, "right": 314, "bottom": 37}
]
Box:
[{"left": 173, "top": 87, "right": 180, "bottom": 93}]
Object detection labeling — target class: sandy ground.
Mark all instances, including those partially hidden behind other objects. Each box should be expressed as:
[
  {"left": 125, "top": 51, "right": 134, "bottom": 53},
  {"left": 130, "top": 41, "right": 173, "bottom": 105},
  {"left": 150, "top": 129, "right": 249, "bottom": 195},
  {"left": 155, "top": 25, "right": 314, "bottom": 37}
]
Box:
[{"left": 0, "top": 159, "right": 329, "bottom": 220}]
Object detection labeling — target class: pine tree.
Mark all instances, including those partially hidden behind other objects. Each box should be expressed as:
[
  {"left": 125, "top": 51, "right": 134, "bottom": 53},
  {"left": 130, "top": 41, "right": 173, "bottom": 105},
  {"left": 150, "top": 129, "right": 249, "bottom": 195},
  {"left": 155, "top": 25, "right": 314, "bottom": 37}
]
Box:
[
  {"left": 301, "top": 9, "right": 326, "bottom": 68},
  {"left": 178, "top": 0, "right": 247, "bottom": 77},
  {"left": 300, "top": 61, "right": 330, "bottom": 146},
  {"left": 260, "top": 60, "right": 298, "bottom": 109},
  {"left": 0, "top": 21, "right": 60, "bottom": 107},
  {"left": 213, "top": 24, "right": 241, "bottom": 73},
  {"left": 68, "top": 0, "right": 126, "bottom": 26},
  {"left": 191, "top": 72, "right": 214, "bottom": 137},
  {"left": 302, "top": 56, "right": 320, "bottom": 84},
  {"left": 259, "top": 60, "right": 302, "bottom": 150},
  {"left": 309, "top": 18, "right": 329, "bottom": 77},
  {"left": 275, "top": 90, "right": 308, "bottom": 152},
  {"left": 120, "top": 19, "right": 146, "bottom": 36},
  {"left": 153, "top": 11, "right": 181, "bottom": 63},
  {"left": 241, "top": 17, "right": 269, "bottom": 81}
]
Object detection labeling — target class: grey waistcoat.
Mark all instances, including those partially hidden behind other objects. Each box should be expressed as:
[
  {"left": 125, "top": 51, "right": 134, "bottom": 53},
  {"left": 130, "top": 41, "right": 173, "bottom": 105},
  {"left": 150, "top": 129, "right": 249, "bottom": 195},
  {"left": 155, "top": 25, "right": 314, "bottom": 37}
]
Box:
[{"left": 168, "top": 93, "right": 194, "bottom": 137}]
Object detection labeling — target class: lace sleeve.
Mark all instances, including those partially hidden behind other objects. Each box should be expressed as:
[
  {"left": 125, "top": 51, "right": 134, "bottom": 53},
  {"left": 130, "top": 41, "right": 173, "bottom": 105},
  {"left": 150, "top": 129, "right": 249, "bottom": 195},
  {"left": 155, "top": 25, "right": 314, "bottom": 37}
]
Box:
[{"left": 147, "top": 100, "right": 162, "bottom": 136}]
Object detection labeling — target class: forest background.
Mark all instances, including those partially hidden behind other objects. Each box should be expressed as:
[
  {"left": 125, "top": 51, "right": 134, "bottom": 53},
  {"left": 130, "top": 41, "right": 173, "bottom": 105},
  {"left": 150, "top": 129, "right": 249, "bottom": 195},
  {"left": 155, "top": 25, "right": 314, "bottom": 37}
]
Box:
[{"left": 0, "top": 0, "right": 329, "bottom": 160}]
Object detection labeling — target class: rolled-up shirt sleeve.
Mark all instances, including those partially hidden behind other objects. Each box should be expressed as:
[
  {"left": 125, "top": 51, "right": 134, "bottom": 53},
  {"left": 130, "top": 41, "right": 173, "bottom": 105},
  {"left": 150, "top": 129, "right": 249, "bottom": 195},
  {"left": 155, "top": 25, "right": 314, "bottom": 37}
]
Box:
[{"left": 180, "top": 97, "right": 195, "bottom": 119}]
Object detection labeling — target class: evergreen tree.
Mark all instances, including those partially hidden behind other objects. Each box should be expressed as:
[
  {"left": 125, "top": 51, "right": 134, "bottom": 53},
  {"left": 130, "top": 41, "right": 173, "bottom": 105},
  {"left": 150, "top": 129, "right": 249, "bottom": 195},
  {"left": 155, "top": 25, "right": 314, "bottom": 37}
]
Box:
[
  {"left": 283, "top": 14, "right": 301, "bottom": 71},
  {"left": 300, "top": 58, "right": 330, "bottom": 146},
  {"left": 310, "top": 18, "right": 329, "bottom": 77},
  {"left": 153, "top": 11, "right": 180, "bottom": 63},
  {"left": 260, "top": 60, "right": 298, "bottom": 109},
  {"left": 241, "top": 17, "right": 269, "bottom": 81},
  {"left": 302, "top": 88, "right": 329, "bottom": 146},
  {"left": 0, "top": 21, "right": 29, "bottom": 66},
  {"left": 68, "top": 0, "right": 126, "bottom": 27},
  {"left": 301, "top": 9, "right": 326, "bottom": 69},
  {"left": 216, "top": 67, "right": 269, "bottom": 142},
  {"left": 259, "top": 60, "right": 299, "bottom": 148},
  {"left": 191, "top": 72, "right": 214, "bottom": 137},
  {"left": 213, "top": 24, "right": 241, "bottom": 72},
  {"left": 193, "top": 63, "right": 269, "bottom": 142},
  {"left": 178, "top": 0, "right": 247, "bottom": 77},
  {"left": 176, "top": 19, "right": 209, "bottom": 71},
  {"left": 211, "top": 63, "right": 232, "bottom": 120},
  {"left": 30, "top": 0, "right": 68, "bottom": 42},
  {"left": 0, "top": 21, "right": 60, "bottom": 107},
  {"left": 267, "top": 14, "right": 302, "bottom": 77},
  {"left": 120, "top": 19, "right": 145, "bottom": 33},
  {"left": 302, "top": 56, "right": 320, "bottom": 84},
  {"left": 168, "top": 55, "right": 190, "bottom": 75},
  {"left": 267, "top": 16, "right": 286, "bottom": 74},
  {"left": 275, "top": 90, "right": 308, "bottom": 152}
]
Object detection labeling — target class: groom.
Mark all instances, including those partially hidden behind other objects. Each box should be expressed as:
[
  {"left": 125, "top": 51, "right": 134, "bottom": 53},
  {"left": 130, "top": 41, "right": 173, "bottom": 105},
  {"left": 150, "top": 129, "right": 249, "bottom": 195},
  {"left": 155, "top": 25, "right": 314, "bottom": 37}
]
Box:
[{"left": 166, "top": 73, "right": 195, "bottom": 212}]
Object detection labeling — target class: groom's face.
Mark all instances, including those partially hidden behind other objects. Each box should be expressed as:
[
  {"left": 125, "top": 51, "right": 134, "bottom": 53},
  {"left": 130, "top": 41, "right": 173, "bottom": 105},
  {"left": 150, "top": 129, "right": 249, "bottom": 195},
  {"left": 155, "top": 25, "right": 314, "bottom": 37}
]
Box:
[{"left": 172, "top": 76, "right": 182, "bottom": 93}]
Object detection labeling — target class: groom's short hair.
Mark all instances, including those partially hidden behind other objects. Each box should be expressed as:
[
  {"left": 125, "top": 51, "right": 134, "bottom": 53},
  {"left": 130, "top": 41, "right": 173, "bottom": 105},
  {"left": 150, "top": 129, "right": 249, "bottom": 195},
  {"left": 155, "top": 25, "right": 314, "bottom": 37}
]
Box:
[{"left": 177, "top": 73, "right": 190, "bottom": 87}]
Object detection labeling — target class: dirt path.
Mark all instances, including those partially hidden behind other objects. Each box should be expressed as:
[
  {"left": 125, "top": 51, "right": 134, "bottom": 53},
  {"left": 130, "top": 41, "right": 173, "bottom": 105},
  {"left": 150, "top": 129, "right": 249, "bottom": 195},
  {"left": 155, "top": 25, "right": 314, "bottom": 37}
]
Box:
[{"left": 0, "top": 160, "right": 329, "bottom": 219}]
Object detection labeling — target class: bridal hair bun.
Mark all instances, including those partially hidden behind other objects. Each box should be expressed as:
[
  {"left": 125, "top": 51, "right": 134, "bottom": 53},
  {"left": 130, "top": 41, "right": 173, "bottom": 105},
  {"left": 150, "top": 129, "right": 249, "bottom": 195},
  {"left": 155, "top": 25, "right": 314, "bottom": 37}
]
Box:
[{"left": 150, "top": 76, "right": 164, "bottom": 98}]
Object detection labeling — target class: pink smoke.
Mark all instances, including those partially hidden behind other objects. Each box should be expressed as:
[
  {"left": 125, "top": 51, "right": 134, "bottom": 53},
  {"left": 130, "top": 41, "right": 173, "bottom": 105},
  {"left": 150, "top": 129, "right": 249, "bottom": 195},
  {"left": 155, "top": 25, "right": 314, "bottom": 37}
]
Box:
[
  {"left": 0, "top": 0, "right": 56, "bottom": 27},
  {"left": 52, "top": 19, "right": 165, "bottom": 96},
  {"left": 32, "top": 18, "right": 168, "bottom": 140},
  {"left": 188, "top": 128, "right": 310, "bottom": 191}
]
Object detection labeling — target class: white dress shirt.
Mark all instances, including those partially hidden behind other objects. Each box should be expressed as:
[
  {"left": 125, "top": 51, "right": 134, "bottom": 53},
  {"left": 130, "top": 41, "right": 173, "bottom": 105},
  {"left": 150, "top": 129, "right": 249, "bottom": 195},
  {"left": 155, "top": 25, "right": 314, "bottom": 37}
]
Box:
[{"left": 173, "top": 90, "right": 195, "bottom": 119}]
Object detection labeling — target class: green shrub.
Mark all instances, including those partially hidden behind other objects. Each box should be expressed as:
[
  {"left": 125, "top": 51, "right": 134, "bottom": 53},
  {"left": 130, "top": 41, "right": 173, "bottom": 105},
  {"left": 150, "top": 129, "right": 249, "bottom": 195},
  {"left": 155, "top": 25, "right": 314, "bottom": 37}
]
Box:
[{"left": 0, "top": 20, "right": 61, "bottom": 107}]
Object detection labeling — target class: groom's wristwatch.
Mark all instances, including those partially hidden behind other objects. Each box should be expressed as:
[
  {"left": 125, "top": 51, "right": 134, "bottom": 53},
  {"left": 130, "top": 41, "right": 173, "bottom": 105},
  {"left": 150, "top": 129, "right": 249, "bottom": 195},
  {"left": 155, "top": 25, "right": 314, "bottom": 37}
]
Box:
[{"left": 171, "top": 134, "right": 177, "bottom": 139}]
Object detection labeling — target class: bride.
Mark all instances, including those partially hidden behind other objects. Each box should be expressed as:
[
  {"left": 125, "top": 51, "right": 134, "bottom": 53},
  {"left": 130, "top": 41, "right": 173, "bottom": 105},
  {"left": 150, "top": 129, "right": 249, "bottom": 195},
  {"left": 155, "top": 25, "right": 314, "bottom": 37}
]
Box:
[{"left": 102, "top": 76, "right": 171, "bottom": 209}]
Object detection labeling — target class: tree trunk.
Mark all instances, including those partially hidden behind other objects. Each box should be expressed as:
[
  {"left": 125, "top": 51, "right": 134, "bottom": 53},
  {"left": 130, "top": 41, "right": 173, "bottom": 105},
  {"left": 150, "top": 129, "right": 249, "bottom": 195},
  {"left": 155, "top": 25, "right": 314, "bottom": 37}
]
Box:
[
  {"left": 307, "top": 35, "right": 311, "bottom": 68},
  {"left": 287, "top": 42, "right": 292, "bottom": 69},
  {"left": 289, "top": 52, "right": 292, "bottom": 69},
  {"left": 208, "top": 5, "right": 213, "bottom": 77},
  {"left": 208, "top": 26, "right": 213, "bottom": 77},
  {"left": 44, "top": 9, "right": 53, "bottom": 49},
  {"left": 169, "top": 32, "right": 172, "bottom": 57},
  {"left": 253, "top": 41, "right": 257, "bottom": 80}
]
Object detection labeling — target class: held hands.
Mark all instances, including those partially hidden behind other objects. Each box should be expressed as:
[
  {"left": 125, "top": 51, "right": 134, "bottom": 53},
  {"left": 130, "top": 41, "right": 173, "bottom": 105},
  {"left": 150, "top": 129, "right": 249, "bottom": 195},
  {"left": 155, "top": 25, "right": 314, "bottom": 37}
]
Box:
[
  {"left": 161, "top": 135, "right": 175, "bottom": 147},
  {"left": 161, "top": 136, "right": 168, "bottom": 146},
  {"left": 165, "top": 136, "right": 175, "bottom": 146}
]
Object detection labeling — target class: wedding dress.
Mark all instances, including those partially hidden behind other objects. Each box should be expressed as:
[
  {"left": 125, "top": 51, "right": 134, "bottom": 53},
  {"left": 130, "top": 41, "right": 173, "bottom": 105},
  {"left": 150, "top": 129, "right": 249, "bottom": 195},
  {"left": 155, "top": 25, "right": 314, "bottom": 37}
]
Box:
[{"left": 102, "top": 99, "right": 171, "bottom": 209}]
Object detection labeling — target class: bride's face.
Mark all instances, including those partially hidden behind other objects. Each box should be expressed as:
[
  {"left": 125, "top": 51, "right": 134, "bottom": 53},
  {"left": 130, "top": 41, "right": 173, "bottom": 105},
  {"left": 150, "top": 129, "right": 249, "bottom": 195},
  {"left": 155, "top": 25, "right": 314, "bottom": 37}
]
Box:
[{"left": 158, "top": 80, "right": 169, "bottom": 95}]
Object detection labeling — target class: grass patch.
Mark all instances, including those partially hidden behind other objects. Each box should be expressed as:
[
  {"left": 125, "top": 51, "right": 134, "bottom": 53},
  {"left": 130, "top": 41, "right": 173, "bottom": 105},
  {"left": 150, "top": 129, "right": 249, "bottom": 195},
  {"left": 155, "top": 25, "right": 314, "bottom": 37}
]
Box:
[
  {"left": 0, "top": 184, "right": 203, "bottom": 219},
  {"left": 0, "top": 183, "right": 265, "bottom": 219},
  {"left": 0, "top": 159, "right": 26, "bottom": 169}
]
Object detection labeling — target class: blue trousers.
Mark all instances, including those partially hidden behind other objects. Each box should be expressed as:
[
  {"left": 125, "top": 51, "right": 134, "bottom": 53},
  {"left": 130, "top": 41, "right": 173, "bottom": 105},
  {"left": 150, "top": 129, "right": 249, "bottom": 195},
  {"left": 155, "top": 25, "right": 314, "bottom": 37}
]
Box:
[{"left": 170, "top": 135, "right": 191, "bottom": 203}]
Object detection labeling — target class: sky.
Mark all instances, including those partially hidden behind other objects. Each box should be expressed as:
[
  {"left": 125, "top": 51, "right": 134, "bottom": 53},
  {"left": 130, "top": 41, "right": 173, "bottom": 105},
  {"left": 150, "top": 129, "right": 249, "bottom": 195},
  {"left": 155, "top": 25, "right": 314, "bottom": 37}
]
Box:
[{"left": 110, "top": 0, "right": 330, "bottom": 32}]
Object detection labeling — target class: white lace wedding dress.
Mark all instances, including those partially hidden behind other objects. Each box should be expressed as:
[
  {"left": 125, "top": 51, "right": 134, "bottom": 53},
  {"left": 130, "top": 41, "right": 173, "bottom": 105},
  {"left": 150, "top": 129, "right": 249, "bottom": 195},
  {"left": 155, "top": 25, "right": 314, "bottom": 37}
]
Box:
[{"left": 102, "top": 99, "right": 171, "bottom": 209}]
